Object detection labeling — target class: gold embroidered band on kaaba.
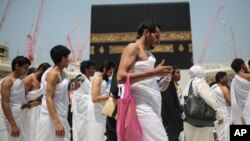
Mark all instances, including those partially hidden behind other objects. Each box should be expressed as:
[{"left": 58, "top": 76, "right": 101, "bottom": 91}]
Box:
[
  {"left": 91, "top": 31, "right": 192, "bottom": 43},
  {"left": 90, "top": 43, "right": 193, "bottom": 54}
]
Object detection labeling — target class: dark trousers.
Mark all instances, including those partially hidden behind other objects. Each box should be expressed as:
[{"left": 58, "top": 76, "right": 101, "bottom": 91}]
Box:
[
  {"left": 105, "top": 116, "right": 117, "bottom": 141},
  {"left": 67, "top": 104, "right": 73, "bottom": 141}
]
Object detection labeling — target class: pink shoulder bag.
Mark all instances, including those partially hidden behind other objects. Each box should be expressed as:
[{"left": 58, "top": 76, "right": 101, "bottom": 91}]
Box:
[{"left": 116, "top": 73, "right": 142, "bottom": 141}]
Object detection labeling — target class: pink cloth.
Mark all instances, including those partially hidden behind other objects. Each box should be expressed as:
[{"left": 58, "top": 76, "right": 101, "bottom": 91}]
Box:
[{"left": 116, "top": 74, "right": 142, "bottom": 141}]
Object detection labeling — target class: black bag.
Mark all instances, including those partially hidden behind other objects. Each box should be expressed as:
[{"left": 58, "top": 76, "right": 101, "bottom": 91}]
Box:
[{"left": 184, "top": 81, "right": 216, "bottom": 127}]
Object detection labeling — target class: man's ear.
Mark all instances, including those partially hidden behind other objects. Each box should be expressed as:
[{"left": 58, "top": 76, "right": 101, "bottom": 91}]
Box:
[
  {"left": 103, "top": 67, "right": 107, "bottom": 73},
  {"left": 15, "top": 64, "right": 20, "bottom": 70},
  {"left": 143, "top": 29, "right": 149, "bottom": 35}
]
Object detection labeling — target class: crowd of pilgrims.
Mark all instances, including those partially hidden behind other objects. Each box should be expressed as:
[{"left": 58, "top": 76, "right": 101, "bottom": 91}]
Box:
[
  {"left": 1, "top": 20, "right": 250, "bottom": 141},
  {"left": 1, "top": 52, "right": 249, "bottom": 141}
]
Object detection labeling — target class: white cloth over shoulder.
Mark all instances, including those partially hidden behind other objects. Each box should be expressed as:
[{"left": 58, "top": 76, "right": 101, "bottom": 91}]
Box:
[
  {"left": 25, "top": 85, "right": 43, "bottom": 102},
  {"left": 36, "top": 68, "right": 70, "bottom": 141},
  {"left": 231, "top": 74, "right": 250, "bottom": 124},
  {"left": 72, "top": 74, "right": 90, "bottom": 141},
  {"left": 87, "top": 75, "right": 109, "bottom": 141},
  {"left": 22, "top": 86, "right": 43, "bottom": 141},
  {"left": 211, "top": 84, "right": 230, "bottom": 141},
  {"left": 129, "top": 51, "right": 168, "bottom": 141},
  {"left": 243, "top": 90, "right": 250, "bottom": 124},
  {"left": 0, "top": 78, "right": 26, "bottom": 141}
]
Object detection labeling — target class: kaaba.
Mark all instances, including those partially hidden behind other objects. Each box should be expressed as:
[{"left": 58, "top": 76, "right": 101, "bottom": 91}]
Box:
[{"left": 90, "top": 2, "right": 193, "bottom": 69}]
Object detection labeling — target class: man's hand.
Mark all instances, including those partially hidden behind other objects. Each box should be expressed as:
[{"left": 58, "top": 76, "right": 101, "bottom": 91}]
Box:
[
  {"left": 217, "top": 118, "right": 223, "bottom": 125},
  {"left": 55, "top": 122, "right": 65, "bottom": 138},
  {"left": 11, "top": 124, "right": 20, "bottom": 137},
  {"left": 154, "top": 60, "right": 173, "bottom": 77}
]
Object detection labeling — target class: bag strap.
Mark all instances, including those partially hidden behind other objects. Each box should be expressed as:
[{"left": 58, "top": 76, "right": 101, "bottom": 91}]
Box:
[
  {"left": 123, "top": 73, "right": 131, "bottom": 99},
  {"left": 188, "top": 80, "right": 194, "bottom": 96}
]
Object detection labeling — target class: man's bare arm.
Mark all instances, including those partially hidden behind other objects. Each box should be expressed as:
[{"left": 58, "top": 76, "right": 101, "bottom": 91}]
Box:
[
  {"left": 46, "top": 71, "right": 65, "bottom": 137},
  {"left": 1, "top": 79, "right": 16, "bottom": 126},
  {"left": 23, "top": 76, "right": 32, "bottom": 95},
  {"left": 117, "top": 43, "right": 172, "bottom": 84},
  {"left": 1, "top": 78, "right": 20, "bottom": 137},
  {"left": 220, "top": 85, "right": 231, "bottom": 106},
  {"left": 46, "top": 71, "right": 60, "bottom": 124},
  {"left": 91, "top": 77, "right": 109, "bottom": 103}
]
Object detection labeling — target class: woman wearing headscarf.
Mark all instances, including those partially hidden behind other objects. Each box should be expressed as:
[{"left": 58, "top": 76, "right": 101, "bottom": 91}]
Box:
[
  {"left": 183, "top": 65, "right": 223, "bottom": 141},
  {"left": 161, "top": 67, "right": 183, "bottom": 141}
]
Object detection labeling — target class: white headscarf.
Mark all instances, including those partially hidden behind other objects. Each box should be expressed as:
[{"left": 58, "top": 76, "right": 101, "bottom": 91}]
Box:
[
  {"left": 189, "top": 65, "right": 205, "bottom": 79},
  {"left": 183, "top": 65, "right": 205, "bottom": 96}
]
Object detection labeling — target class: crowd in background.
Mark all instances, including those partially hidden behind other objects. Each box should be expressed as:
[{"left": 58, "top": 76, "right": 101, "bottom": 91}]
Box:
[{"left": 0, "top": 20, "right": 250, "bottom": 141}]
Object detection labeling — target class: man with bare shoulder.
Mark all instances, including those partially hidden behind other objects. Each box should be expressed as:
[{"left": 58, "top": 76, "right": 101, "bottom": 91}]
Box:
[
  {"left": 22, "top": 62, "right": 51, "bottom": 141},
  {"left": 211, "top": 71, "right": 231, "bottom": 141},
  {"left": 36, "top": 45, "right": 71, "bottom": 141},
  {"left": 0, "top": 56, "right": 31, "bottom": 141},
  {"left": 230, "top": 58, "right": 250, "bottom": 125},
  {"left": 117, "top": 20, "right": 172, "bottom": 141}
]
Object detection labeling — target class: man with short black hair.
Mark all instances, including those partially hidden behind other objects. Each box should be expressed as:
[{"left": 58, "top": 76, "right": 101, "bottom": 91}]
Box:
[
  {"left": 37, "top": 45, "right": 71, "bottom": 141},
  {"left": 230, "top": 58, "right": 250, "bottom": 124},
  {"left": 117, "top": 20, "right": 172, "bottom": 140},
  {"left": 22, "top": 62, "right": 51, "bottom": 141},
  {"left": 0, "top": 56, "right": 31, "bottom": 141},
  {"left": 72, "top": 60, "right": 95, "bottom": 141},
  {"left": 211, "top": 71, "right": 230, "bottom": 141}
]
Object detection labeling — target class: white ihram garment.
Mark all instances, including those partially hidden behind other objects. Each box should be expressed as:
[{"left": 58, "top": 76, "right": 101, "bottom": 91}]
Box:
[
  {"left": 231, "top": 74, "right": 250, "bottom": 124},
  {"left": 72, "top": 74, "right": 90, "bottom": 141},
  {"left": 36, "top": 68, "right": 70, "bottom": 141},
  {"left": 87, "top": 75, "right": 110, "bottom": 141},
  {"left": 129, "top": 51, "right": 168, "bottom": 141},
  {"left": 22, "top": 86, "right": 43, "bottom": 141},
  {"left": 0, "top": 79, "right": 26, "bottom": 141},
  {"left": 211, "top": 84, "right": 230, "bottom": 141},
  {"left": 243, "top": 90, "right": 250, "bottom": 124}
]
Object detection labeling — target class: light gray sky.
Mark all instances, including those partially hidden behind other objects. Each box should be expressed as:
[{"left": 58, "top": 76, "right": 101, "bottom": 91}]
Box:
[{"left": 0, "top": 0, "right": 249, "bottom": 66}]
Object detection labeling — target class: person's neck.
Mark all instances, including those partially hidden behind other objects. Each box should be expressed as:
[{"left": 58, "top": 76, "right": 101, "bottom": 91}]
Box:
[
  {"left": 136, "top": 38, "right": 150, "bottom": 51},
  {"left": 54, "top": 65, "right": 64, "bottom": 72},
  {"left": 238, "top": 70, "right": 247, "bottom": 76},
  {"left": 11, "top": 71, "right": 20, "bottom": 79},
  {"left": 85, "top": 74, "right": 91, "bottom": 80},
  {"left": 218, "top": 82, "right": 225, "bottom": 86}
]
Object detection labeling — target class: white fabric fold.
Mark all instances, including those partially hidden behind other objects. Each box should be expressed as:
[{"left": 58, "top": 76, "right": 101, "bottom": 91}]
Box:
[
  {"left": 37, "top": 68, "right": 70, "bottom": 141},
  {"left": 243, "top": 90, "right": 250, "bottom": 124},
  {"left": 231, "top": 74, "right": 250, "bottom": 124},
  {"left": 0, "top": 78, "right": 26, "bottom": 141},
  {"left": 72, "top": 74, "right": 90, "bottom": 141},
  {"left": 22, "top": 86, "right": 43, "bottom": 141},
  {"left": 128, "top": 51, "right": 168, "bottom": 141},
  {"left": 86, "top": 75, "right": 109, "bottom": 141},
  {"left": 211, "top": 84, "right": 230, "bottom": 141}
]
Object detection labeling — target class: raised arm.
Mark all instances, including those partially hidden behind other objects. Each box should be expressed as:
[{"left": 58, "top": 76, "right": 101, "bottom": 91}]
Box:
[{"left": 240, "top": 72, "right": 250, "bottom": 81}]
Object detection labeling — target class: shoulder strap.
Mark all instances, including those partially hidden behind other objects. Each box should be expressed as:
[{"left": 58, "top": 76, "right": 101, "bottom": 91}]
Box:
[{"left": 188, "top": 80, "right": 194, "bottom": 96}]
